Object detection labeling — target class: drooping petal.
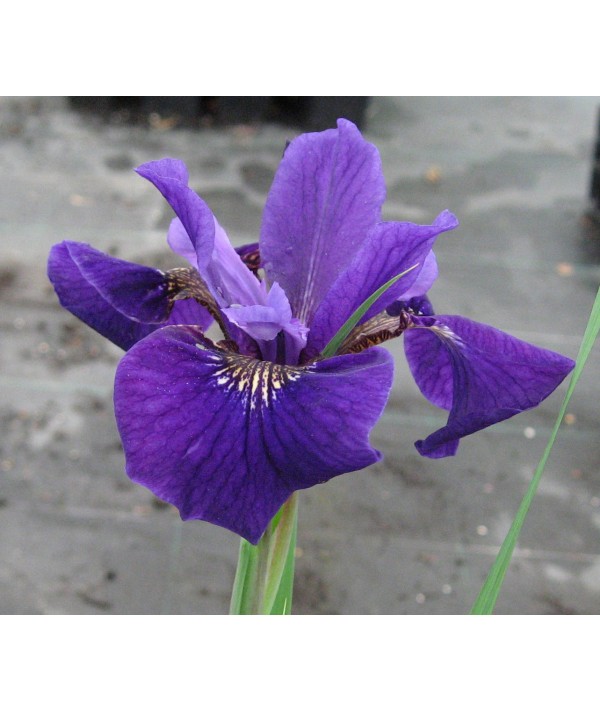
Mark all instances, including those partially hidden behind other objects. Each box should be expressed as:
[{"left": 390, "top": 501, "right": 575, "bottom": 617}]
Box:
[
  {"left": 305, "top": 211, "right": 458, "bottom": 358},
  {"left": 137, "top": 163, "right": 264, "bottom": 310},
  {"left": 260, "top": 118, "right": 386, "bottom": 326},
  {"left": 47, "top": 242, "right": 212, "bottom": 350},
  {"left": 114, "top": 325, "right": 394, "bottom": 543},
  {"left": 403, "top": 315, "right": 575, "bottom": 458},
  {"left": 58, "top": 241, "right": 171, "bottom": 323}
]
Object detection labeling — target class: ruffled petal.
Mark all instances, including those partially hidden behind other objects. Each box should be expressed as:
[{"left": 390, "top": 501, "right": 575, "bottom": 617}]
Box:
[
  {"left": 47, "top": 242, "right": 212, "bottom": 350},
  {"left": 403, "top": 315, "right": 575, "bottom": 458},
  {"left": 114, "top": 326, "right": 394, "bottom": 543},
  {"left": 305, "top": 210, "right": 458, "bottom": 358},
  {"left": 260, "top": 118, "right": 386, "bottom": 327}
]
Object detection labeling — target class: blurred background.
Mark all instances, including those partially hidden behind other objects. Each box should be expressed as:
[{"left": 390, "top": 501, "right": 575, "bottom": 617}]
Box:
[{"left": 1, "top": 96, "right": 599, "bottom": 614}]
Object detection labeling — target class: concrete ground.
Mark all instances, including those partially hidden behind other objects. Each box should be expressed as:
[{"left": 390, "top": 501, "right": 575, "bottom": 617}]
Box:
[{"left": 1, "top": 96, "right": 599, "bottom": 614}]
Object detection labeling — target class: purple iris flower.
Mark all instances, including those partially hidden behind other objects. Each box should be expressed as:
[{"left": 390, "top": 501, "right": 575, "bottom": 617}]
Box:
[{"left": 47, "top": 119, "right": 575, "bottom": 544}]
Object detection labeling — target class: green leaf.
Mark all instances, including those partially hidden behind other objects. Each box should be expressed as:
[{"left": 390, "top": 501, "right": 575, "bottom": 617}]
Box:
[
  {"left": 320, "top": 264, "right": 419, "bottom": 359},
  {"left": 470, "top": 286, "right": 600, "bottom": 614},
  {"left": 268, "top": 507, "right": 298, "bottom": 615},
  {"left": 228, "top": 537, "right": 259, "bottom": 615}
]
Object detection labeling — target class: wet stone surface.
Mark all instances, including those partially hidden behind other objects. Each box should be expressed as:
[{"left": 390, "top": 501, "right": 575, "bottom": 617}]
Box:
[{"left": 1, "top": 96, "right": 600, "bottom": 614}]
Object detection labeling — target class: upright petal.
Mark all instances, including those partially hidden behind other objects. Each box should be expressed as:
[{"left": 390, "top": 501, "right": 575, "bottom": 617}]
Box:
[
  {"left": 260, "top": 119, "right": 386, "bottom": 326},
  {"left": 167, "top": 217, "right": 198, "bottom": 270},
  {"left": 48, "top": 242, "right": 212, "bottom": 350},
  {"left": 114, "top": 326, "right": 393, "bottom": 543},
  {"left": 136, "top": 159, "right": 216, "bottom": 272},
  {"left": 138, "top": 164, "right": 264, "bottom": 309},
  {"left": 403, "top": 315, "right": 575, "bottom": 458},
  {"left": 209, "top": 218, "right": 266, "bottom": 307},
  {"left": 305, "top": 211, "right": 458, "bottom": 358}
]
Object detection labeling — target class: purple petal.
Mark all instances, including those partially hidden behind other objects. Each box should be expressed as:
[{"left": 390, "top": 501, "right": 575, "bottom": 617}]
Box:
[
  {"left": 138, "top": 162, "right": 264, "bottom": 311},
  {"left": 210, "top": 218, "right": 266, "bottom": 307},
  {"left": 167, "top": 218, "right": 198, "bottom": 270},
  {"left": 222, "top": 304, "right": 285, "bottom": 342},
  {"left": 260, "top": 119, "right": 386, "bottom": 326},
  {"left": 403, "top": 315, "right": 575, "bottom": 458},
  {"left": 47, "top": 242, "right": 212, "bottom": 350},
  {"left": 400, "top": 250, "right": 438, "bottom": 301},
  {"left": 222, "top": 282, "right": 308, "bottom": 362},
  {"left": 59, "top": 241, "right": 171, "bottom": 323},
  {"left": 114, "top": 326, "right": 393, "bottom": 543},
  {"left": 306, "top": 210, "right": 458, "bottom": 357},
  {"left": 136, "top": 160, "right": 216, "bottom": 273},
  {"left": 387, "top": 295, "right": 435, "bottom": 318}
]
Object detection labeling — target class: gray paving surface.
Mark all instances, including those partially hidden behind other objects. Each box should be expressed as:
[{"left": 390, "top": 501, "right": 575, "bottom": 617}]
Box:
[{"left": 1, "top": 96, "right": 600, "bottom": 614}]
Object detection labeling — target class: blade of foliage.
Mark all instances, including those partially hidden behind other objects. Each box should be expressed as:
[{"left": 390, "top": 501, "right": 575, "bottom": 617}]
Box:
[
  {"left": 471, "top": 286, "right": 600, "bottom": 615},
  {"left": 320, "top": 264, "right": 419, "bottom": 358},
  {"left": 268, "top": 502, "right": 298, "bottom": 615}
]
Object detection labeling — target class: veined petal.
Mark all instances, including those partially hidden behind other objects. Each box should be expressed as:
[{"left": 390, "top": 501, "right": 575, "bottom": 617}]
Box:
[
  {"left": 260, "top": 119, "right": 386, "bottom": 326},
  {"left": 47, "top": 242, "right": 212, "bottom": 350},
  {"left": 404, "top": 315, "right": 575, "bottom": 458},
  {"left": 114, "top": 326, "right": 394, "bottom": 543},
  {"left": 306, "top": 210, "right": 458, "bottom": 358}
]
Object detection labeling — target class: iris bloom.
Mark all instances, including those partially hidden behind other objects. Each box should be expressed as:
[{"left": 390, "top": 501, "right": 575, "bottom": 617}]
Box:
[{"left": 47, "top": 119, "right": 574, "bottom": 544}]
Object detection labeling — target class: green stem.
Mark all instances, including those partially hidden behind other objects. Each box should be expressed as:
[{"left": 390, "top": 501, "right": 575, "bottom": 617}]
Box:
[{"left": 229, "top": 493, "right": 298, "bottom": 615}]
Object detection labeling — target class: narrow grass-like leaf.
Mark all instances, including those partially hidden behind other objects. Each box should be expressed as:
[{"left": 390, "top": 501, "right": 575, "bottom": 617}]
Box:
[
  {"left": 268, "top": 504, "right": 298, "bottom": 615},
  {"left": 260, "top": 493, "right": 298, "bottom": 614},
  {"left": 320, "top": 264, "right": 419, "bottom": 359},
  {"left": 229, "top": 537, "right": 259, "bottom": 614},
  {"left": 471, "top": 286, "right": 600, "bottom": 615}
]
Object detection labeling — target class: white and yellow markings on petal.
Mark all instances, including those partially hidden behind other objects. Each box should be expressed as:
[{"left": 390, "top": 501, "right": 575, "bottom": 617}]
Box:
[{"left": 206, "top": 352, "right": 304, "bottom": 410}]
